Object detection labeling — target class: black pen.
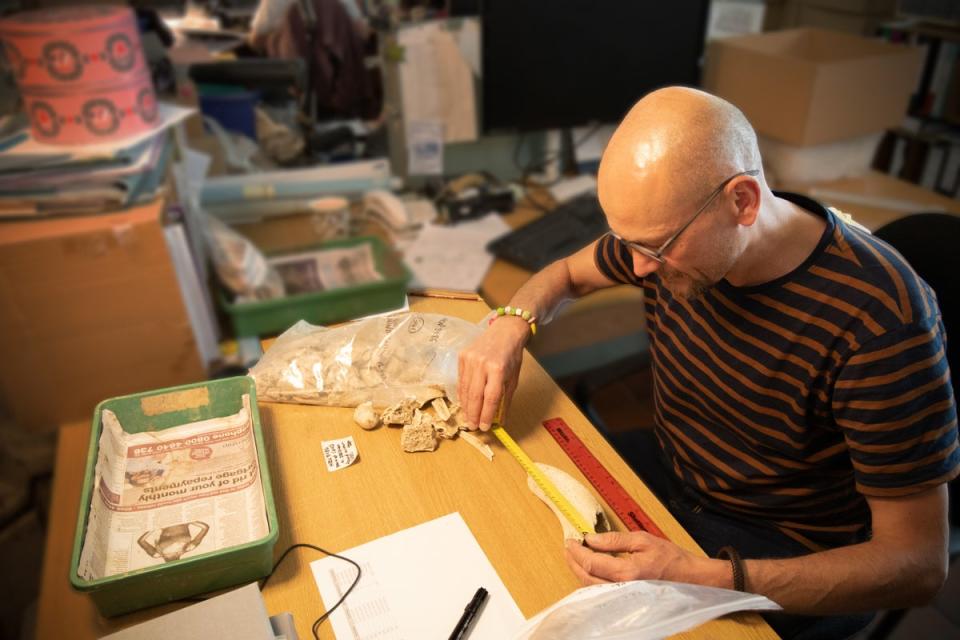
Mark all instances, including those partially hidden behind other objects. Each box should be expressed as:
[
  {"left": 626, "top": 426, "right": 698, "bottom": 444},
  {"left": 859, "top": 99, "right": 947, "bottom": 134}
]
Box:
[{"left": 448, "top": 586, "right": 488, "bottom": 640}]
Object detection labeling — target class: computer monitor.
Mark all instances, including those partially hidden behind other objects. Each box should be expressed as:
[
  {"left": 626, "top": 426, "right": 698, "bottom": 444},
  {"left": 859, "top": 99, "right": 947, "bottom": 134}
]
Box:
[{"left": 480, "top": 1, "right": 710, "bottom": 134}]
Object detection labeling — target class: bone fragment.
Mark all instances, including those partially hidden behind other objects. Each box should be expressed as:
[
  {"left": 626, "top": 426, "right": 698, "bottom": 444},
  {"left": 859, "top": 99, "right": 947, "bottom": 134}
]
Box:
[
  {"left": 434, "top": 419, "right": 459, "bottom": 439},
  {"left": 401, "top": 412, "right": 438, "bottom": 452},
  {"left": 446, "top": 402, "right": 470, "bottom": 430},
  {"left": 353, "top": 401, "right": 380, "bottom": 430},
  {"left": 431, "top": 397, "right": 451, "bottom": 421},
  {"left": 460, "top": 431, "right": 494, "bottom": 461},
  {"left": 527, "top": 463, "right": 610, "bottom": 542},
  {"left": 413, "top": 386, "right": 445, "bottom": 407},
  {"left": 381, "top": 398, "right": 418, "bottom": 426}
]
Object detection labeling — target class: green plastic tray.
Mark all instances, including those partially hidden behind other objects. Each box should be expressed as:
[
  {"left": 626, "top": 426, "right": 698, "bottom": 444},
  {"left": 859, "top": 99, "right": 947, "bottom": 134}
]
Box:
[
  {"left": 221, "top": 235, "right": 412, "bottom": 337},
  {"left": 69, "top": 376, "right": 279, "bottom": 617}
]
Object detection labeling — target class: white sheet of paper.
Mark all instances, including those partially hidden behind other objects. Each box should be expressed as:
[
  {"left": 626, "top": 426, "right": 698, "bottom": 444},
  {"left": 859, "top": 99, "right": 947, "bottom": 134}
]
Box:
[
  {"left": 403, "top": 213, "right": 511, "bottom": 292},
  {"left": 398, "top": 22, "right": 477, "bottom": 144},
  {"left": 311, "top": 512, "right": 525, "bottom": 640},
  {"left": 14, "top": 103, "right": 195, "bottom": 159},
  {"left": 452, "top": 17, "right": 481, "bottom": 77}
]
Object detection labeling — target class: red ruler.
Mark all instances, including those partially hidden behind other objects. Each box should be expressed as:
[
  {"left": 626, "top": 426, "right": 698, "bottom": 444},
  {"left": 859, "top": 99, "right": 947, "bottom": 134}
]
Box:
[{"left": 543, "top": 417, "right": 666, "bottom": 539}]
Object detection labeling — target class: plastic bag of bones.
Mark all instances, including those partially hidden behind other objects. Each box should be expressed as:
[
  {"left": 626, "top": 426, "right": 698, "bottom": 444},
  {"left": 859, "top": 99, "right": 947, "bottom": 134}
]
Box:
[{"left": 250, "top": 313, "right": 493, "bottom": 457}]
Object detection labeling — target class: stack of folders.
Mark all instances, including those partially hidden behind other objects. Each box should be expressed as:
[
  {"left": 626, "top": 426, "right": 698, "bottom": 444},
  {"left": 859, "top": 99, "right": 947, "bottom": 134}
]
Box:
[{"left": 0, "top": 115, "right": 172, "bottom": 219}]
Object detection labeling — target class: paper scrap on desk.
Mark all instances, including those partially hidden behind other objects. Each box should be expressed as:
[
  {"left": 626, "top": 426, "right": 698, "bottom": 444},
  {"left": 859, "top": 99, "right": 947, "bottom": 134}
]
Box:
[
  {"left": 403, "top": 213, "right": 511, "bottom": 292},
  {"left": 322, "top": 436, "right": 359, "bottom": 472},
  {"left": 311, "top": 512, "right": 525, "bottom": 640}
]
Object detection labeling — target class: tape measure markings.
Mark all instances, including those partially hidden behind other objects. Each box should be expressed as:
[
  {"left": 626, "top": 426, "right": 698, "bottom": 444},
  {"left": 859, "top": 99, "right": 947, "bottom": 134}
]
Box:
[
  {"left": 490, "top": 425, "right": 595, "bottom": 537},
  {"left": 542, "top": 418, "right": 666, "bottom": 539}
]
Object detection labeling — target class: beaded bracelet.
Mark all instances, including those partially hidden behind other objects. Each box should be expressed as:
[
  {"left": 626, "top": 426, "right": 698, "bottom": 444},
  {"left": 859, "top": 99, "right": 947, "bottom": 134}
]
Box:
[{"left": 488, "top": 305, "right": 538, "bottom": 336}]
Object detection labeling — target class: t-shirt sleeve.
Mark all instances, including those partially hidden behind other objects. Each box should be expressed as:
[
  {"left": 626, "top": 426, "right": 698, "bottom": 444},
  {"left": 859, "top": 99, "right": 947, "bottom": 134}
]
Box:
[
  {"left": 833, "top": 318, "right": 959, "bottom": 497},
  {"left": 594, "top": 233, "right": 644, "bottom": 287}
]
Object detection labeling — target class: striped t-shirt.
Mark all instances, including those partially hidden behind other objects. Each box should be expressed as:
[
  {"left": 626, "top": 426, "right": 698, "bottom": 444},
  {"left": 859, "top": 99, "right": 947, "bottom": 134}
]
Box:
[{"left": 594, "top": 192, "right": 959, "bottom": 550}]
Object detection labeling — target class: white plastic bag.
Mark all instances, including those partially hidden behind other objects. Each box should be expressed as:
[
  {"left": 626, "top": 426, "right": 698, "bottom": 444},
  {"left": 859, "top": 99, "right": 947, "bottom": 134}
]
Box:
[
  {"left": 204, "top": 214, "right": 285, "bottom": 301},
  {"left": 249, "top": 313, "right": 483, "bottom": 408},
  {"left": 513, "top": 581, "right": 781, "bottom": 640}
]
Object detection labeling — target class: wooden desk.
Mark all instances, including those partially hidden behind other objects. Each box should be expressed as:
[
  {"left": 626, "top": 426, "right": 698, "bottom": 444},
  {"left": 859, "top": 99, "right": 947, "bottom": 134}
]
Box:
[
  {"left": 779, "top": 170, "right": 960, "bottom": 231},
  {"left": 36, "top": 295, "right": 777, "bottom": 640}
]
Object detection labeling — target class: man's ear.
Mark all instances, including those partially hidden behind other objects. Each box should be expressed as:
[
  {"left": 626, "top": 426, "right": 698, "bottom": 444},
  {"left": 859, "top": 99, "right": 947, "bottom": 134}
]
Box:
[{"left": 731, "top": 176, "right": 761, "bottom": 227}]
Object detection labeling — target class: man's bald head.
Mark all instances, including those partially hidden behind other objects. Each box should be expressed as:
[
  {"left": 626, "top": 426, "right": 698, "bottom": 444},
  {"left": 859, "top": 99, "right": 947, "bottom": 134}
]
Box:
[{"left": 598, "top": 87, "right": 761, "bottom": 232}]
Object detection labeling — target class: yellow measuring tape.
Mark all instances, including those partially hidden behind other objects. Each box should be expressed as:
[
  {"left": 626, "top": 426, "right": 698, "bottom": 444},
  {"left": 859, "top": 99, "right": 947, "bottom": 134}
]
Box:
[{"left": 491, "top": 422, "right": 595, "bottom": 538}]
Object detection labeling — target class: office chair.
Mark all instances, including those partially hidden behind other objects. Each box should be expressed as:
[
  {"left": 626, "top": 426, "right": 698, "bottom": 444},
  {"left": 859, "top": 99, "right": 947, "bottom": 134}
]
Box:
[{"left": 865, "top": 212, "right": 960, "bottom": 640}]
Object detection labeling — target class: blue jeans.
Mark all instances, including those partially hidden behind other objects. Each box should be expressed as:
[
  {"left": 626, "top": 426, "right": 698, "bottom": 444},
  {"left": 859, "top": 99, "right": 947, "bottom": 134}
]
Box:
[{"left": 609, "top": 429, "right": 875, "bottom": 640}]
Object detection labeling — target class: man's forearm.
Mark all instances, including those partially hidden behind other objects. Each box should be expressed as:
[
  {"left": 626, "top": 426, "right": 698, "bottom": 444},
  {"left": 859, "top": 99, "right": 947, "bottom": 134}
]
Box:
[
  {"left": 506, "top": 258, "right": 601, "bottom": 326},
  {"left": 746, "top": 539, "right": 945, "bottom": 614},
  {"left": 692, "top": 538, "right": 946, "bottom": 615}
]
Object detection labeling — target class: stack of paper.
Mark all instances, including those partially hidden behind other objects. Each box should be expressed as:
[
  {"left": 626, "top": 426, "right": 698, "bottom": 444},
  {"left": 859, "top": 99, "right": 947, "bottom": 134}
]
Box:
[
  {"left": 0, "top": 103, "right": 193, "bottom": 218},
  {"left": 402, "top": 213, "right": 511, "bottom": 292}
]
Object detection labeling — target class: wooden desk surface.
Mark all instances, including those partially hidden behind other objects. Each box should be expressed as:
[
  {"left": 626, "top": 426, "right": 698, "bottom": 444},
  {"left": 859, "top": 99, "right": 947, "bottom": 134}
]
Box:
[
  {"left": 780, "top": 170, "right": 960, "bottom": 231},
  {"left": 36, "top": 295, "right": 777, "bottom": 640}
]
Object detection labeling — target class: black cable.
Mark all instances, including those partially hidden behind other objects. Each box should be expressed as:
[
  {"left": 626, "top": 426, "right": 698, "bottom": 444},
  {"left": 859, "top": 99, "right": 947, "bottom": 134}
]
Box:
[
  {"left": 259, "top": 543, "right": 363, "bottom": 640},
  {"left": 177, "top": 542, "right": 362, "bottom": 635}
]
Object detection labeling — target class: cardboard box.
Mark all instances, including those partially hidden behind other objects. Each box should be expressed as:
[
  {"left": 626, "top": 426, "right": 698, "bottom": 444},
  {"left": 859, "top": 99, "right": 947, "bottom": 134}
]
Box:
[
  {"left": 0, "top": 199, "right": 206, "bottom": 431},
  {"left": 704, "top": 28, "right": 924, "bottom": 146}
]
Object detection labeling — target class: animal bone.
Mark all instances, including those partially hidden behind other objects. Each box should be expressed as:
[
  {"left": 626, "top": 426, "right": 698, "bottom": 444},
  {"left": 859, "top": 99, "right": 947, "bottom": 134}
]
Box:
[
  {"left": 430, "top": 397, "right": 451, "bottom": 421},
  {"left": 433, "top": 419, "right": 459, "bottom": 439},
  {"left": 381, "top": 398, "right": 418, "bottom": 426},
  {"left": 527, "top": 463, "right": 610, "bottom": 542},
  {"left": 446, "top": 402, "right": 471, "bottom": 430},
  {"left": 414, "top": 387, "right": 446, "bottom": 407},
  {"left": 401, "top": 411, "right": 438, "bottom": 452},
  {"left": 460, "top": 431, "right": 494, "bottom": 461},
  {"left": 353, "top": 401, "right": 380, "bottom": 430}
]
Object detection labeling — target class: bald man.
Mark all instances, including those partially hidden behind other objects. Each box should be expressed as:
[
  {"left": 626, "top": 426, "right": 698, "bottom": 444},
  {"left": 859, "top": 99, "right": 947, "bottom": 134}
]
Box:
[{"left": 458, "top": 87, "right": 958, "bottom": 639}]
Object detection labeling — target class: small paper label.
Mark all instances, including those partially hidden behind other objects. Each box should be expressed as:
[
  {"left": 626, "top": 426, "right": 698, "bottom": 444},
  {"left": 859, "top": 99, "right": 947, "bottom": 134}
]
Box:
[
  {"left": 322, "top": 436, "right": 359, "bottom": 472},
  {"left": 407, "top": 120, "right": 444, "bottom": 175}
]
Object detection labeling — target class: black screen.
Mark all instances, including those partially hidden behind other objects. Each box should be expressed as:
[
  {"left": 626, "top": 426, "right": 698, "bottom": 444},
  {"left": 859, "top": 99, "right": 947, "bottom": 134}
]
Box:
[{"left": 481, "top": 1, "right": 710, "bottom": 133}]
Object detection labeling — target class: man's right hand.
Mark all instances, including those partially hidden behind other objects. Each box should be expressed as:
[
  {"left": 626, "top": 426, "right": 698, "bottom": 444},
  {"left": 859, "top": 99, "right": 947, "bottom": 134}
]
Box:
[{"left": 457, "top": 316, "right": 531, "bottom": 431}]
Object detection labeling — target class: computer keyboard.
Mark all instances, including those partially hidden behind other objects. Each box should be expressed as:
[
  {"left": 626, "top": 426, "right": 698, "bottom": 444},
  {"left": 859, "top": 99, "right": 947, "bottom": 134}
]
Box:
[{"left": 487, "top": 193, "right": 609, "bottom": 271}]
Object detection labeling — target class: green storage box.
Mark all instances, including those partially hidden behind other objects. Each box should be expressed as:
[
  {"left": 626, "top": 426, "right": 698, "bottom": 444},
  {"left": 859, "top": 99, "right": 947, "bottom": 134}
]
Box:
[
  {"left": 70, "top": 376, "right": 279, "bottom": 617},
  {"left": 222, "top": 235, "right": 412, "bottom": 337}
]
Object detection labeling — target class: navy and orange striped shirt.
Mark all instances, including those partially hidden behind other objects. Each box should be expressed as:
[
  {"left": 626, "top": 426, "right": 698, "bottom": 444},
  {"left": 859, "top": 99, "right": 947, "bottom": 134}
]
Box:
[{"left": 595, "top": 192, "right": 959, "bottom": 550}]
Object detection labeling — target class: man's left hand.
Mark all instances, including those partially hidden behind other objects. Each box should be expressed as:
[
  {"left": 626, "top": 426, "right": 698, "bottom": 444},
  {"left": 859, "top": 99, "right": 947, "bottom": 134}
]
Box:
[{"left": 564, "top": 531, "right": 703, "bottom": 585}]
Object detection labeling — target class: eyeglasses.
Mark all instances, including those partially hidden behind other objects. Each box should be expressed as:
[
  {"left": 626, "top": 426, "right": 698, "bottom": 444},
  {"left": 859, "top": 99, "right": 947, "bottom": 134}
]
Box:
[{"left": 608, "top": 169, "right": 760, "bottom": 264}]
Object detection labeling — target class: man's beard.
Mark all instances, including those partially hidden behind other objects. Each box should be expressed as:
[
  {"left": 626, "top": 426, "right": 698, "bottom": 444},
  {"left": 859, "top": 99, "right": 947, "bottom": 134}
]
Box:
[{"left": 658, "top": 265, "right": 715, "bottom": 299}]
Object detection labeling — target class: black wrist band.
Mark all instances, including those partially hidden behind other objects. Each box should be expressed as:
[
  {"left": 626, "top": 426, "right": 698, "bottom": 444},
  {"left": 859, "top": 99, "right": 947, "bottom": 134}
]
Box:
[{"left": 717, "top": 545, "right": 746, "bottom": 592}]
